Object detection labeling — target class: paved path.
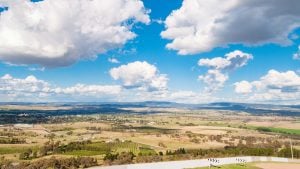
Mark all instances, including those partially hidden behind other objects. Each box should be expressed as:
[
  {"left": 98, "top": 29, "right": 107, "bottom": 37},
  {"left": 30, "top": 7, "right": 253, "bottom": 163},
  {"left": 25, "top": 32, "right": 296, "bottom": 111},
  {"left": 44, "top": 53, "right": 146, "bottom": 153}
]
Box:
[{"left": 88, "top": 156, "right": 297, "bottom": 169}]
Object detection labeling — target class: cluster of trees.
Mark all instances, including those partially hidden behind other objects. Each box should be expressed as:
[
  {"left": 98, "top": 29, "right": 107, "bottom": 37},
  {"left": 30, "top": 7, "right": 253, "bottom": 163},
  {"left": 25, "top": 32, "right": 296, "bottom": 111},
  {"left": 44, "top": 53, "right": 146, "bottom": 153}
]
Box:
[
  {"left": 163, "top": 146, "right": 298, "bottom": 160},
  {"left": 39, "top": 140, "right": 62, "bottom": 156},
  {"left": 19, "top": 140, "right": 137, "bottom": 161},
  {"left": 19, "top": 140, "right": 62, "bottom": 160},
  {"left": 188, "top": 146, "right": 275, "bottom": 158},
  {"left": 278, "top": 148, "right": 300, "bottom": 158},
  {"left": 57, "top": 140, "right": 111, "bottom": 154},
  {"left": 103, "top": 151, "right": 164, "bottom": 165},
  {"left": 38, "top": 140, "right": 111, "bottom": 157},
  {"left": 86, "top": 126, "right": 102, "bottom": 132},
  {"left": 19, "top": 149, "right": 38, "bottom": 160},
  {"left": 103, "top": 152, "right": 135, "bottom": 165},
  {"left": 256, "top": 127, "right": 273, "bottom": 132},
  {"left": 0, "top": 137, "right": 26, "bottom": 144},
  {"left": 185, "top": 130, "right": 297, "bottom": 150},
  {"left": 166, "top": 148, "right": 186, "bottom": 155},
  {"left": 2, "top": 156, "right": 97, "bottom": 169}
]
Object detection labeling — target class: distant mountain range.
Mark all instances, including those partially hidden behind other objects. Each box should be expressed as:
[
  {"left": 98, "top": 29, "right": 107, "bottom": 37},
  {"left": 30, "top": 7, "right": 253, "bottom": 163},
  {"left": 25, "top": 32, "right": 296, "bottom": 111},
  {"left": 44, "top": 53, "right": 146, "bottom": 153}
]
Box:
[{"left": 0, "top": 101, "right": 300, "bottom": 116}]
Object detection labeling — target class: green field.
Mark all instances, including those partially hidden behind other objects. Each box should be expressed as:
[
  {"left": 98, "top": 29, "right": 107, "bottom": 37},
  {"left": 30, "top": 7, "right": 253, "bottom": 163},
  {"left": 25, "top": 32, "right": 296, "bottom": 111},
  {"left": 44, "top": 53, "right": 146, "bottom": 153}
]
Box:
[
  {"left": 0, "top": 146, "right": 38, "bottom": 155},
  {"left": 61, "top": 141, "right": 156, "bottom": 156},
  {"left": 204, "top": 122, "right": 300, "bottom": 136},
  {"left": 64, "top": 150, "right": 105, "bottom": 156},
  {"left": 255, "top": 127, "right": 300, "bottom": 136}
]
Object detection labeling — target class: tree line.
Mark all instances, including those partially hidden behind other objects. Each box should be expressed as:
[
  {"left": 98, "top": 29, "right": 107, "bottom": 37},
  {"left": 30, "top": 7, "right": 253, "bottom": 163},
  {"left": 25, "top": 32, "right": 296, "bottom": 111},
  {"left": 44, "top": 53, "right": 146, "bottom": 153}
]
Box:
[{"left": 1, "top": 156, "right": 97, "bottom": 169}]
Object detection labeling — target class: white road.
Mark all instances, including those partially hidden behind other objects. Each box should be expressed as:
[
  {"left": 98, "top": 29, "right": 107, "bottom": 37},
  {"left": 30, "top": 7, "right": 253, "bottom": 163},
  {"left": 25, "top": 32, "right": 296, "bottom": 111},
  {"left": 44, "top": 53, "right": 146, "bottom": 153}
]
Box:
[{"left": 88, "top": 156, "right": 295, "bottom": 169}]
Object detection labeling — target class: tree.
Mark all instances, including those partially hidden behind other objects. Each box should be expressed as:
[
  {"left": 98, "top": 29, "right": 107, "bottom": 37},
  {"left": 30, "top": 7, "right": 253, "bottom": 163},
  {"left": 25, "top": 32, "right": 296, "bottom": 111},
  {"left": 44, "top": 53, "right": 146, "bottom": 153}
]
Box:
[
  {"left": 115, "top": 152, "right": 135, "bottom": 165},
  {"left": 19, "top": 149, "right": 32, "bottom": 160}
]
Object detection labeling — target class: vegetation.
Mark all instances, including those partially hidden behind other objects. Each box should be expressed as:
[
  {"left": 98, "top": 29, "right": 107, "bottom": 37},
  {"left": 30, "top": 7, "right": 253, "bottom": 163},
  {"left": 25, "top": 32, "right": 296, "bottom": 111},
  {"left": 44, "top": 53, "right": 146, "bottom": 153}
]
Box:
[
  {"left": 205, "top": 122, "right": 300, "bottom": 136},
  {"left": 1, "top": 156, "right": 97, "bottom": 169},
  {"left": 0, "top": 137, "right": 26, "bottom": 144},
  {"left": 256, "top": 126, "right": 300, "bottom": 136},
  {"left": 0, "top": 105, "right": 299, "bottom": 167},
  {"left": 0, "top": 146, "right": 38, "bottom": 155},
  {"left": 15, "top": 139, "right": 157, "bottom": 159},
  {"left": 104, "top": 152, "right": 135, "bottom": 165}
]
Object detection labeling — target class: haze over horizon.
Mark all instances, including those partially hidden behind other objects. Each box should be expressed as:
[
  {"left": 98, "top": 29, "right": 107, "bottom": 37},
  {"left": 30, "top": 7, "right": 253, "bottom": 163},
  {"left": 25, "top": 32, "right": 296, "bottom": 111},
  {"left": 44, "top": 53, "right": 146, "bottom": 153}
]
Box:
[{"left": 1, "top": 0, "right": 300, "bottom": 104}]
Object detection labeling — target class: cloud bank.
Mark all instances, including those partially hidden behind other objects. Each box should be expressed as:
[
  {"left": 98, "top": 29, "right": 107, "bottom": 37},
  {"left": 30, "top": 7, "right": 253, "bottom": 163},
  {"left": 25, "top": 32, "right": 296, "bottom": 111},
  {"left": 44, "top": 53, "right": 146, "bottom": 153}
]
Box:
[
  {"left": 234, "top": 70, "right": 300, "bottom": 102},
  {"left": 161, "top": 0, "right": 300, "bottom": 54},
  {"left": 0, "top": 73, "right": 216, "bottom": 103},
  {"left": 0, "top": 0, "right": 149, "bottom": 67},
  {"left": 0, "top": 74, "right": 122, "bottom": 102}
]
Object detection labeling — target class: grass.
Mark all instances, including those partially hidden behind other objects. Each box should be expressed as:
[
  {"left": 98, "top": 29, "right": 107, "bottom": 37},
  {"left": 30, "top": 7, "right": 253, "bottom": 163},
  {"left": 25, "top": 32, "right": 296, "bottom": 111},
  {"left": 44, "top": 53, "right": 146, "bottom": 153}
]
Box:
[
  {"left": 0, "top": 146, "right": 38, "bottom": 155},
  {"left": 111, "top": 141, "right": 156, "bottom": 155},
  {"left": 255, "top": 126, "right": 300, "bottom": 136},
  {"left": 112, "top": 142, "right": 139, "bottom": 154},
  {"left": 138, "top": 147, "right": 157, "bottom": 155},
  {"left": 204, "top": 122, "right": 300, "bottom": 136},
  {"left": 63, "top": 150, "right": 105, "bottom": 156},
  {"left": 61, "top": 142, "right": 110, "bottom": 156},
  {"left": 61, "top": 141, "right": 156, "bottom": 156},
  {"left": 191, "top": 163, "right": 260, "bottom": 169},
  {"left": 0, "top": 147, "right": 24, "bottom": 154}
]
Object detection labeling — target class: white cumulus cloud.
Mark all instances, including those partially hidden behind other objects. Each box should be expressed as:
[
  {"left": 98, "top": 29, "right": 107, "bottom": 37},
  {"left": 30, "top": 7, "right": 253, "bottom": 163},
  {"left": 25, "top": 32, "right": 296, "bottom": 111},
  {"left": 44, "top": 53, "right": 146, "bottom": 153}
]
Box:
[
  {"left": 198, "top": 50, "right": 252, "bottom": 92},
  {"left": 198, "top": 69, "right": 228, "bottom": 93},
  {"left": 0, "top": 74, "right": 122, "bottom": 102},
  {"left": 108, "top": 58, "right": 120, "bottom": 64},
  {"left": 161, "top": 0, "right": 300, "bottom": 54},
  {"left": 55, "top": 84, "right": 122, "bottom": 96},
  {"left": 0, "top": 0, "right": 150, "bottom": 67},
  {"left": 234, "top": 70, "right": 300, "bottom": 102},
  {"left": 109, "top": 61, "right": 168, "bottom": 91},
  {"left": 0, "top": 71, "right": 229, "bottom": 103},
  {"left": 0, "top": 73, "right": 219, "bottom": 103},
  {"left": 234, "top": 81, "right": 252, "bottom": 94}
]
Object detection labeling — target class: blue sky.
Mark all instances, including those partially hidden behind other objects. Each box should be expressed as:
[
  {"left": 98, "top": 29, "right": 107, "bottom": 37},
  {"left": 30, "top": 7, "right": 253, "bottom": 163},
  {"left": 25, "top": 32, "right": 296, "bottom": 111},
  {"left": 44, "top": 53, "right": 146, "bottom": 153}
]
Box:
[{"left": 0, "top": 0, "right": 300, "bottom": 103}]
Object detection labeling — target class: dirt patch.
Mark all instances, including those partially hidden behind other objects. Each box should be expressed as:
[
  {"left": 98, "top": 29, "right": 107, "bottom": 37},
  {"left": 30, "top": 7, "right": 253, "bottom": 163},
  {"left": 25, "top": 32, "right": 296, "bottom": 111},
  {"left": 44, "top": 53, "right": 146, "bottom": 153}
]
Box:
[
  {"left": 255, "top": 163, "right": 300, "bottom": 169},
  {"left": 181, "top": 125, "right": 239, "bottom": 135}
]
